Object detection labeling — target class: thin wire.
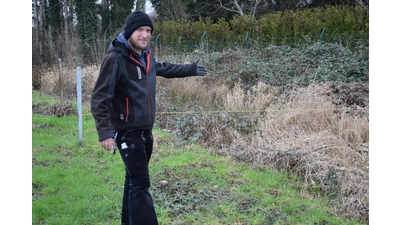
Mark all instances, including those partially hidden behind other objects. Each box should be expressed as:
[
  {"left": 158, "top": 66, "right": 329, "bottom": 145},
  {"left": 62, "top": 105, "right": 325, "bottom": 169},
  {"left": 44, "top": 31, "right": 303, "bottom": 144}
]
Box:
[
  {"left": 157, "top": 107, "right": 369, "bottom": 115},
  {"left": 82, "top": 107, "right": 368, "bottom": 117}
]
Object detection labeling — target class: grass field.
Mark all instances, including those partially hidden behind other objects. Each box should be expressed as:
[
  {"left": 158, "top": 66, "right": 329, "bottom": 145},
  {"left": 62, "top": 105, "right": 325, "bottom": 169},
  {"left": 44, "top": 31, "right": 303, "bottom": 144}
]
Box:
[{"left": 32, "top": 90, "right": 366, "bottom": 224}]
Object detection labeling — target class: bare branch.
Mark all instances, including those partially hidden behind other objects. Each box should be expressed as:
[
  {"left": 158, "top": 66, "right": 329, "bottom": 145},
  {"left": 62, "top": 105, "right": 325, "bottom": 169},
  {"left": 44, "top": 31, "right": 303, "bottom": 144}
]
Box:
[
  {"left": 355, "top": 0, "right": 368, "bottom": 9},
  {"left": 250, "top": 0, "right": 262, "bottom": 17},
  {"left": 218, "top": 0, "right": 244, "bottom": 16}
]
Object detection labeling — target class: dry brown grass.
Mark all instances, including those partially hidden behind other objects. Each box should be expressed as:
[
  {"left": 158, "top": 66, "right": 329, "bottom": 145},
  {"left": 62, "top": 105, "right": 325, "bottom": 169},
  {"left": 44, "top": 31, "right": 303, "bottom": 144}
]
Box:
[
  {"left": 225, "top": 81, "right": 278, "bottom": 112},
  {"left": 157, "top": 79, "right": 368, "bottom": 220},
  {"left": 157, "top": 77, "right": 219, "bottom": 112},
  {"left": 210, "top": 82, "right": 369, "bottom": 220},
  {"left": 39, "top": 65, "right": 100, "bottom": 102}
]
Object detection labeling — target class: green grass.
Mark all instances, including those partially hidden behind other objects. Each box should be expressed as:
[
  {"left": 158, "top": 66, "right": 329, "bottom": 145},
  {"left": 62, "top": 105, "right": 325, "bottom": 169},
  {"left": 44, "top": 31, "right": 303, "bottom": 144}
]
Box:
[{"left": 32, "top": 90, "right": 365, "bottom": 225}]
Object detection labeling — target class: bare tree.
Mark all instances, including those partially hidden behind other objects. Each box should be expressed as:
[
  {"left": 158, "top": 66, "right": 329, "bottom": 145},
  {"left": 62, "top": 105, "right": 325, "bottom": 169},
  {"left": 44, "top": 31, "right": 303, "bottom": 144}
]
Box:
[
  {"left": 250, "top": 0, "right": 262, "bottom": 16},
  {"left": 217, "top": 0, "right": 263, "bottom": 16},
  {"left": 355, "top": 0, "right": 368, "bottom": 8},
  {"left": 218, "top": 0, "right": 244, "bottom": 16}
]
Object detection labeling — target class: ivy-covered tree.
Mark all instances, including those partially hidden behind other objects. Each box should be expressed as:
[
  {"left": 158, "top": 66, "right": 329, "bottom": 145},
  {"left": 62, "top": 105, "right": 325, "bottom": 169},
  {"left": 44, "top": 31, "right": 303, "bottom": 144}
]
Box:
[
  {"left": 44, "top": 0, "right": 63, "bottom": 60},
  {"left": 100, "top": 0, "right": 111, "bottom": 37},
  {"left": 75, "top": 0, "right": 99, "bottom": 64},
  {"left": 32, "top": 0, "right": 43, "bottom": 65},
  {"left": 110, "top": 0, "right": 134, "bottom": 34},
  {"left": 150, "top": 0, "right": 191, "bottom": 21}
]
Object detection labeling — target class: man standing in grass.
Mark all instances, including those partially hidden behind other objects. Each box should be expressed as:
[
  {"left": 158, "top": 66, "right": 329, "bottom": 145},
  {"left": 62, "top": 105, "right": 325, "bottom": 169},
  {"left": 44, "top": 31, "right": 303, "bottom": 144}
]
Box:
[{"left": 90, "top": 10, "right": 207, "bottom": 225}]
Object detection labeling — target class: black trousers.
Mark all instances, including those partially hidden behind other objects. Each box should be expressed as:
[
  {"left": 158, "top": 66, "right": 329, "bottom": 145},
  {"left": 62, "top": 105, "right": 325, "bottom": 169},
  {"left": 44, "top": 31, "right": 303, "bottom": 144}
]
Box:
[{"left": 116, "top": 129, "right": 158, "bottom": 225}]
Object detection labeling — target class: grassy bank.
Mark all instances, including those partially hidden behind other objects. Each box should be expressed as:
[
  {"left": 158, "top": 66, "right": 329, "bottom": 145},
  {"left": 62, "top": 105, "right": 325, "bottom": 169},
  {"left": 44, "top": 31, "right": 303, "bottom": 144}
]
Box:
[{"left": 32, "top": 90, "right": 365, "bottom": 224}]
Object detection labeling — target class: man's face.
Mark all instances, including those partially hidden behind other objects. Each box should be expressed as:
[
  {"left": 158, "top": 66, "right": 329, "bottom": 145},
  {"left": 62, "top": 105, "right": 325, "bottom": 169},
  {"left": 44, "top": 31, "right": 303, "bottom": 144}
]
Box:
[{"left": 128, "top": 26, "right": 152, "bottom": 54}]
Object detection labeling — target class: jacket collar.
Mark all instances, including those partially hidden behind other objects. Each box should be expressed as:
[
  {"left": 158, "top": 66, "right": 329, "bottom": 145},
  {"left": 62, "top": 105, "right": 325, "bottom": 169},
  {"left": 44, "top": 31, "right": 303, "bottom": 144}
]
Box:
[
  {"left": 116, "top": 32, "right": 150, "bottom": 56},
  {"left": 108, "top": 34, "right": 152, "bottom": 74}
]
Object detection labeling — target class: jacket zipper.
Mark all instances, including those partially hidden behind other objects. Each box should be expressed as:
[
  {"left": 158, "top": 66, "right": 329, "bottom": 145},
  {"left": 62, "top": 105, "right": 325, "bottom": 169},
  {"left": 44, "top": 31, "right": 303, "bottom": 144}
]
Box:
[
  {"left": 128, "top": 50, "right": 153, "bottom": 124},
  {"left": 146, "top": 50, "right": 152, "bottom": 123},
  {"left": 129, "top": 51, "right": 151, "bottom": 75}
]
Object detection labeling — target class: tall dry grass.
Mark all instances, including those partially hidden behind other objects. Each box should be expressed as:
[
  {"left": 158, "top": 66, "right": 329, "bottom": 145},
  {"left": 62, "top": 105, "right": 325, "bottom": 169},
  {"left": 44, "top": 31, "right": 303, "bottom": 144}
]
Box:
[
  {"left": 39, "top": 65, "right": 100, "bottom": 103},
  {"left": 157, "top": 79, "right": 369, "bottom": 220}
]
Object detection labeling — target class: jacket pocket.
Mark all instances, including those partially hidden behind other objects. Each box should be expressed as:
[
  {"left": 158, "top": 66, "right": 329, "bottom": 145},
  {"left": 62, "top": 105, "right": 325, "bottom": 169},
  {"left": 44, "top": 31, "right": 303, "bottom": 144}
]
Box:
[{"left": 128, "top": 66, "right": 143, "bottom": 80}]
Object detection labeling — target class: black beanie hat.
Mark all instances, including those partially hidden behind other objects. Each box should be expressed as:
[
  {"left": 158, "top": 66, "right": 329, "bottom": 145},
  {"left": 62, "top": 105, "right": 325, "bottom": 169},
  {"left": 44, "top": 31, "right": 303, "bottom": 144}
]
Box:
[{"left": 124, "top": 11, "right": 154, "bottom": 39}]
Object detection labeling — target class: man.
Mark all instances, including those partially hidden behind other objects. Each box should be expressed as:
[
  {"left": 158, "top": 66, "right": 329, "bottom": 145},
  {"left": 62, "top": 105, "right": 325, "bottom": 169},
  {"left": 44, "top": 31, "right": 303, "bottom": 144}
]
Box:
[{"left": 90, "top": 11, "right": 207, "bottom": 225}]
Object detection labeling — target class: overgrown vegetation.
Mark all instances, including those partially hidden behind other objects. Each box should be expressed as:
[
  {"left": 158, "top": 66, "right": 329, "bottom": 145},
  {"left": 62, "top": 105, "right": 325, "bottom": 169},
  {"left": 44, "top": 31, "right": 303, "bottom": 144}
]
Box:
[
  {"left": 32, "top": 90, "right": 366, "bottom": 224},
  {"left": 34, "top": 40, "right": 369, "bottom": 223}
]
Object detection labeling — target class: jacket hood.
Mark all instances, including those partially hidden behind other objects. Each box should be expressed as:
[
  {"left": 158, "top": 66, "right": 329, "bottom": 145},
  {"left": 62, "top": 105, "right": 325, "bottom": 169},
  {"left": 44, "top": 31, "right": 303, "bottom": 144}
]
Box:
[{"left": 114, "top": 33, "right": 150, "bottom": 55}]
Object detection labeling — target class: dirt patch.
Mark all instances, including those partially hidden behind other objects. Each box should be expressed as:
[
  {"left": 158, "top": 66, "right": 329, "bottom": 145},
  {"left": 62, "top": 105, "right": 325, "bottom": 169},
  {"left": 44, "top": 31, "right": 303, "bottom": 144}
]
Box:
[
  {"left": 329, "top": 82, "right": 369, "bottom": 108},
  {"left": 33, "top": 102, "right": 77, "bottom": 117}
]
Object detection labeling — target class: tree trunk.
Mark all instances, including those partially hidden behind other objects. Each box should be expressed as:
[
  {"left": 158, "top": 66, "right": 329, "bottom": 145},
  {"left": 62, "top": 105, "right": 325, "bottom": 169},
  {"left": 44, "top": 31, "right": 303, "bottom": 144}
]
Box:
[
  {"left": 64, "top": 0, "right": 69, "bottom": 49},
  {"left": 33, "top": 0, "right": 43, "bottom": 64}
]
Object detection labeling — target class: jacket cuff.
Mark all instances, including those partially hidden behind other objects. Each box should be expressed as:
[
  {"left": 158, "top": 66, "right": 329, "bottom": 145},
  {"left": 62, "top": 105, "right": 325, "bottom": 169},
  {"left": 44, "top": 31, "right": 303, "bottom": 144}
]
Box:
[{"left": 98, "top": 130, "right": 114, "bottom": 142}]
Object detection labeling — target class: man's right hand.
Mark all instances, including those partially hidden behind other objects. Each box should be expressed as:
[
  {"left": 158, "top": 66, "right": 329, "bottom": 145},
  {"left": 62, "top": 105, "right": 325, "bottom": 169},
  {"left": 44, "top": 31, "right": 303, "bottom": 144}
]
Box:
[{"left": 100, "top": 137, "right": 114, "bottom": 151}]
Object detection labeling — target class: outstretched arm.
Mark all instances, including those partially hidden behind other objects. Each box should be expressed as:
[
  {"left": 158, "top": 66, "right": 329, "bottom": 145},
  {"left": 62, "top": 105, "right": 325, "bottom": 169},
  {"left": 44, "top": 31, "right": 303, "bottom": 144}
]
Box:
[{"left": 155, "top": 58, "right": 207, "bottom": 78}]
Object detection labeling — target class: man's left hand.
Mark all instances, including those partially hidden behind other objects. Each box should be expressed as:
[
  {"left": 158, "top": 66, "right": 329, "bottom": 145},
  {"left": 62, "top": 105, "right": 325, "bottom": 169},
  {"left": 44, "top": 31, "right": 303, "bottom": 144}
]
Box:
[{"left": 195, "top": 59, "right": 207, "bottom": 76}]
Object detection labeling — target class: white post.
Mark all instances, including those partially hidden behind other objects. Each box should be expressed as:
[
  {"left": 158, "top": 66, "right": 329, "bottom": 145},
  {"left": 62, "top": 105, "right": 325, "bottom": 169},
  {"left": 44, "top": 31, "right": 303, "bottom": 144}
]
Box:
[
  {"left": 76, "top": 66, "right": 83, "bottom": 143},
  {"left": 58, "top": 58, "right": 63, "bottom": 103}
]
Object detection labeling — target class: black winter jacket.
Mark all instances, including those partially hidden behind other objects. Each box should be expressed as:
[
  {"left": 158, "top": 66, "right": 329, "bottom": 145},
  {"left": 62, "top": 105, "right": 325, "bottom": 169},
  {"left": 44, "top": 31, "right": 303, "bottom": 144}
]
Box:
[{"left": 91, "top": 39, "right": 199, "bottom": 141}]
